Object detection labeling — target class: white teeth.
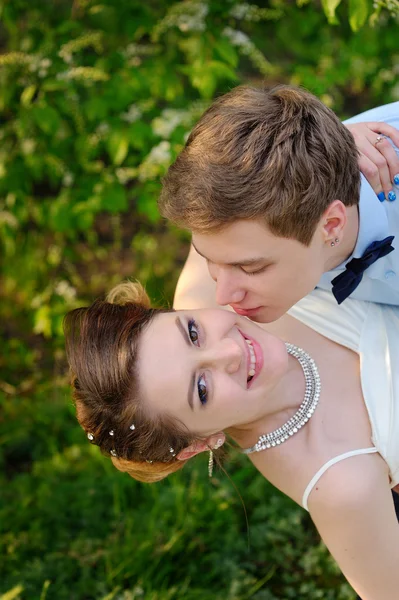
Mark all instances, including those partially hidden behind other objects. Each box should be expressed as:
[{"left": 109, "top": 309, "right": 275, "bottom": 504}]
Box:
[{"left": 245, "top": 338, "right": 257, "bottom": 381}]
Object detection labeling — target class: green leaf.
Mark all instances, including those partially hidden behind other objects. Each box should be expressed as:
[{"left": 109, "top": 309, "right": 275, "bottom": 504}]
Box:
[
  {"left": 208, "top": 61, "right": 238, "bottom": 82},
  {"left": 349, "top": 0, "right": 370, "bottom": 31},
  {"left": 20, "top": 85, "right": 37, "bottom": 107},
  {"left": 214, "top": 38, "right": 239, "bottom": 67},
  {"left": 1, "top": 585, "right": 24, "bottom": 600},
  {"left": 33, "top": 305, "right": 52, "bottom": 338},
  {"left": 100, "top": 182, "right": 128, "bottom": 213},
  {"left": 31, "top": 105, "right": 61, "bottom": 136},
  {"left": 180, "top": 59, "right": 237, "bottom": 99},
  {"left": 49, "top": 196, "right": 74, "bottom": 232},
  {"left": 106, "top": 130, "right": 129, "bottom": 166},
  {"left": 128, "top": 121, "right": 153, "bottom": 151},
  {"left": 321, "top": 0, "right": 343, "bottom": 23}
]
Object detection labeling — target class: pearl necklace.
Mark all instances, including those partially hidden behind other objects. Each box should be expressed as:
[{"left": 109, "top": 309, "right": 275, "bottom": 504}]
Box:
[{"left": 241, "top": 343, "right": 321, "bottom": 455}]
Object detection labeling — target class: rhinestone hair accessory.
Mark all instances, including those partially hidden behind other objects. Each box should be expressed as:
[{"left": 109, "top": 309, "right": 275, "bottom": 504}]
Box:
[
  {"left": 85, "top": 421, "right": 180, "bottom": 464},
  {"left": 241, "top": 343, "right": 321, "bottom": 455}
]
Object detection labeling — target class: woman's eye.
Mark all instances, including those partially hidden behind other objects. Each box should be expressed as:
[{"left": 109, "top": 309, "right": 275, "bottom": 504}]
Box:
[
  {"left": 197, "top": 374, "right": 208, "bottom": 405},
  {"left": 188, "top": 319, "right": 200, "bottom": 346}
]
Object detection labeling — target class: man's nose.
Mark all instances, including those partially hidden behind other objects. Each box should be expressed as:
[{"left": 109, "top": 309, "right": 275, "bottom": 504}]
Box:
[
  {"left": 202, "top": 338, "right": 242, "bottom": 374},
  {"left": 214, "top": 269, "right": 246, "bottom": 307}
]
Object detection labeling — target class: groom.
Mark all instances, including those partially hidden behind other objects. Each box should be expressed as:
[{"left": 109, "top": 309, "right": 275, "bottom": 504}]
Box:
[
  {"left": 159, "top": 85, "right": 399, "bottom": 320},
  {"left": 158, "top": 85, "right": 399, "bottom": 600}
]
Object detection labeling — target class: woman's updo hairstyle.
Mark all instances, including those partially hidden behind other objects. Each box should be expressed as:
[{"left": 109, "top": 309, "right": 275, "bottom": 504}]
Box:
[{"left": 64, "top": 281, "right": 200, "bottom": 483}]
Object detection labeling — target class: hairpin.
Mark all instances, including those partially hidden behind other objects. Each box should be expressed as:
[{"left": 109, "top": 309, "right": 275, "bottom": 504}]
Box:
[
  {"left": 87, "top": 433, "right": 94, "bottom": 441},
  {"left": 110, "top": 449, "right": 117, "bottom": 457},
  {"left": 109, "top": 430, "right": 114, "bottom": 436},
  {"left": 129, "top": 424, "right": 136, "bottom": 430}
]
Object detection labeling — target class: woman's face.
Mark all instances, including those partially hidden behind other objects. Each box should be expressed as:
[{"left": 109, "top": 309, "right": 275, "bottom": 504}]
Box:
[{"left": 138, "top": 308, "right": 288, "bottom": 436}]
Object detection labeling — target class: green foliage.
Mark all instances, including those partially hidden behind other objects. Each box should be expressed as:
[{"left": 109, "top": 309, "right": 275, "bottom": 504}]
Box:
[
  {"left": 1, "top": 1, "right": 398, "bottom": 598},
  {"left": 318, "top": 0, "right": 399, "bottom": 30}
]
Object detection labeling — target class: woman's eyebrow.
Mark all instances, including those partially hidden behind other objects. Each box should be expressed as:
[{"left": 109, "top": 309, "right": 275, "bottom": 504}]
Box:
[{"left": 175, "top": 316, "right": 195, "bottom": 411}]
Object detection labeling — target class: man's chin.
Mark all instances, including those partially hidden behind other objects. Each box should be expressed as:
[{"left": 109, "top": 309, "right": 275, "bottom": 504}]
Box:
[{"left": 248, "top": 306, "right": 286, "bottom": 324}]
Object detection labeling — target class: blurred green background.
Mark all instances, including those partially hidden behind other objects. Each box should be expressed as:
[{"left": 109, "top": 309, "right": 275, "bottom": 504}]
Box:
[{"left": 1, "top": 1, "right": 398, "bottom": 598}]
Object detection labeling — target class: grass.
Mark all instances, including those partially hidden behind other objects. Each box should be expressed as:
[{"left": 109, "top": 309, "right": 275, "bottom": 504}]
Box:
[{"left": 0, "top": 380, "right": 356, "bottom": 600}]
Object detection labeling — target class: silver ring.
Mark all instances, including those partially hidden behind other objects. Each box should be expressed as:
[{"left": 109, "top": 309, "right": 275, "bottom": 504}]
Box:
[{"left": 375, "top": 135, "right": 384, "bottom": 146}]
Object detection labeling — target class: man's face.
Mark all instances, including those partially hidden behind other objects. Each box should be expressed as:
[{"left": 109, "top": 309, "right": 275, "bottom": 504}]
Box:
[{"left": 192, "top": 219, "right": 327, "bottom": 323}]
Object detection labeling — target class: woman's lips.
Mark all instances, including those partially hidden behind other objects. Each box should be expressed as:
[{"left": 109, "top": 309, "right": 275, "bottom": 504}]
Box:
[
  {"left": 238, "top": 329, "right": 264, "bottom": 388},
  {"left": 246, "top": 334, "right": 264, "bottom": 387}
]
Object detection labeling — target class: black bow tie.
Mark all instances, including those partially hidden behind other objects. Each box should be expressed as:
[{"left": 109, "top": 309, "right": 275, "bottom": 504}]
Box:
[{"left": 331, "top": 236, "right": 395, "bottom": 304}]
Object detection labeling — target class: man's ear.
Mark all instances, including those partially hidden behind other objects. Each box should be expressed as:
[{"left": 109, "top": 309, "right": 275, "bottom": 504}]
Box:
[
  {"left": 176, "top": 433, "right": 225, "bottom": 462},
  {"left": 321, "top": 199, "right": 347, "bottom": 243}
]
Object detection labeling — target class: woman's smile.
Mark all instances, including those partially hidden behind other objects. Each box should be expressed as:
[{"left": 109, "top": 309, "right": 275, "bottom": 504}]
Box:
[
  {"left": 138, "top": 308, "right": 288, "bottom": 436},
  {"left": 238, "top": 329, "right": 264, "bottom": 388}
]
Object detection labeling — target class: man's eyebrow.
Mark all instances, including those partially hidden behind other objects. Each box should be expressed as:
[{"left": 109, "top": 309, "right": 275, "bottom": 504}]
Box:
[
  {"left": 191, "top": 242, "right": 266, "bottom": 267},
  {"left": 175, "top": 316, "right": 195, "bottom": 411}
]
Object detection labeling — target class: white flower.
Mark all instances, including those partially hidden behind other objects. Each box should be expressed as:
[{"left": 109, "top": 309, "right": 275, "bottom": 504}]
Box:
[
  {"left": 152, "top": 108, "right": 190, "bottom": 138},
  {"left": 62, "top": 172, "right": 74, "bottom": 187},
  {"left": 21, "top": 139, "right": 36, "bottom": 155},
  {"left": 138, "top": 141, "right": 171, "bottom": 181},
  {"left": 55, "top": 280, "right": 77, "bottom": 302},
  {"left": 121, "top": 105, "right": 142, "bottom": 124}
]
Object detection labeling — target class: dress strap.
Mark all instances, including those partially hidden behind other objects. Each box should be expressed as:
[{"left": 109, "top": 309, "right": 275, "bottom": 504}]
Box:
[{"left": 302, "top": 447, "right": 378, "bottom": 511}]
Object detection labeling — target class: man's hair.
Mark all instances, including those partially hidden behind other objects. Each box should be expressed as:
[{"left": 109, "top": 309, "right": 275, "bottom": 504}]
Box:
[{"left": 159, "top": 85, "right": 361, "bottom": 245}]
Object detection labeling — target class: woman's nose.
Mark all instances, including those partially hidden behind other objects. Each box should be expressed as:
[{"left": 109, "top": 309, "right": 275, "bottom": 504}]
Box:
[{"left": 202, "top": 338, "right": 242, "bottom": 374}]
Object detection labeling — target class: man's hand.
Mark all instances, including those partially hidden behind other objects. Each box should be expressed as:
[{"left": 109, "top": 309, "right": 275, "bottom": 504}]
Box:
[{"left": 345, "top": 121, "right": 399, "bottom": 201}]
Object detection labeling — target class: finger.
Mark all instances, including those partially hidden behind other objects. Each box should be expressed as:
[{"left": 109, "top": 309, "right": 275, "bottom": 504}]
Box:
[
  {"left": 365, "top": 123, "right": 399, "bottom": 186},
  {"left": 357, "top": 153, "right": 385, "bottom": 200},
  {"left": 366, "top": 122, "right": 399, "bottom": 149},
  {"left": 358, "top": 137, "right": 394, "bottom": 198},
  {"left": 372, "top": 137, "right": 399, "bottom": 197}
]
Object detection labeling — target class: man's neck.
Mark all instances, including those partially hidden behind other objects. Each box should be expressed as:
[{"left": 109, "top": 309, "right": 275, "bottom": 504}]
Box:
[{"left": 324, "top": 205, "right": 359, "bottom": 272}]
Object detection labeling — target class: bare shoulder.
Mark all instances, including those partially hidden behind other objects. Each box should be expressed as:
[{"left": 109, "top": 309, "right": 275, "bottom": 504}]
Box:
[
  {"left": 308, "top": 452, "right": 399, "bottom": 600},
  {"left": 308, "top": 450, "right": 389, "bottom": 516}
]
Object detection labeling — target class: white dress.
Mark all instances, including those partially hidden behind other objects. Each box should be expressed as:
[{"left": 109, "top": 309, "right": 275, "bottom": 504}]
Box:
[{"left": 288, "top": 289, "right": 399, "bottom": 510}]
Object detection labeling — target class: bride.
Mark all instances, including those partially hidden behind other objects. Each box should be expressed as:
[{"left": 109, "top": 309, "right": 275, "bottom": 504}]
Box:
[{"left": 64, "top": 279, "right": 399, "bottom": 600}]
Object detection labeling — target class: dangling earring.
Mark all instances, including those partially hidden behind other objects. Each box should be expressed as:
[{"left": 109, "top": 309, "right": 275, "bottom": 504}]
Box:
[{"left": 208, "top": 450, "right": 214, "bottom": 478}]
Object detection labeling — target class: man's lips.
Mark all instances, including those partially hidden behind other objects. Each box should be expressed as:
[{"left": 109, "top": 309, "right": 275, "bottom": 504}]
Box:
[{"left": 231, "top": 305, "right": 263, "bottom": 317}]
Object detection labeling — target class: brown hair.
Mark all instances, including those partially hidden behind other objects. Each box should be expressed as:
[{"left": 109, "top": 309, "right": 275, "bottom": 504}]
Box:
[
  {"left": 64, "top": 282, "right": 219, "bottom": 483},
  {"left": 159, "top": 85, "right": 360, "bottom": 245}
]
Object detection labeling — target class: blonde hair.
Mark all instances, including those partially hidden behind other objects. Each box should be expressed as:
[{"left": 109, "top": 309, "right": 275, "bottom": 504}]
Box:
[
  {"left": 159, "top": 84, "right": 360, "bottom": 245},
  {"left": 64, "top": 281, "right": 222, "bottom": 482}
]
